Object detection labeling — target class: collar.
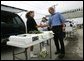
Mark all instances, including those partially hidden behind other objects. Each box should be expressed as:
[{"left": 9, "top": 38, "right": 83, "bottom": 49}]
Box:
[{"left": 51, "top": 13, "right": 56, "bottom": 16}]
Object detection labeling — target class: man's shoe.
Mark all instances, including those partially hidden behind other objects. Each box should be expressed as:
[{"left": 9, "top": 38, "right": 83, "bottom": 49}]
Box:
[
  {"left": 55, "top": 51, "right": 60, "bottom": 54},
  {"left": 58, "top": 53, "right": 65, "bottom": 59}
]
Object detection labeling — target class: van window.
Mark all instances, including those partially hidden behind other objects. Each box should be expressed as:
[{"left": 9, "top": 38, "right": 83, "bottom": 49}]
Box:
[
  {"left": 12, "top": 17, "right": 18, "bottom": 25},
  {"left": 14, "top": 16, "right": 24, "bottom": 25}
]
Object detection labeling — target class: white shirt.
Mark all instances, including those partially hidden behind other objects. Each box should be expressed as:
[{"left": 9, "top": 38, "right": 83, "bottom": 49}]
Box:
[{"left": 40, "top": 21, "right": 48, "bottom": 31}]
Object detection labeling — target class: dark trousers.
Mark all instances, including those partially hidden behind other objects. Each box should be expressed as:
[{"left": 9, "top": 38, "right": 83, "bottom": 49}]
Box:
[{"left": 52, "top": 25, "right": 65, "bottom": 54}]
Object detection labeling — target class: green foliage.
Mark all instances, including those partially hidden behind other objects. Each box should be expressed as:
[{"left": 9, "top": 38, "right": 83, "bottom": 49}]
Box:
[{"left": 29, "top": 30, "right": 42, "bottom": 34}]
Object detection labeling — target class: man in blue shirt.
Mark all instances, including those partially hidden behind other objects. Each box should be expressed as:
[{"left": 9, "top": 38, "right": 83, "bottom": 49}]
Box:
[{"left": 48, "top": 7, "right": 65, "bottom": 59}]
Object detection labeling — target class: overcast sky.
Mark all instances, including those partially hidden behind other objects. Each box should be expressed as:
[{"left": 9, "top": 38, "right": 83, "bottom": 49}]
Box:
[{"left": 1, "top": 1, "right": 83, "bottom": 20}]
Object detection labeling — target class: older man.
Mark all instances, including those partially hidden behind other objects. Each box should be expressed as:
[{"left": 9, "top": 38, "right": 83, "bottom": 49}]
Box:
[{"left": 48, "top": 7, "right": 65, "bottom": 59}]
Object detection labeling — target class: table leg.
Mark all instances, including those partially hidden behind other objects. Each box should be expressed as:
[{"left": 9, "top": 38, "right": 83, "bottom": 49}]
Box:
[
  {"left": 40, "top": 43, "right": 41, "bottom": 51},
  {"left": 50, "top": 39, "right": 52, "bottom": 59},
  {"left": 12, "top": 47, "right": 15, "bottom": 60},
  {"left": 47, "top": 40, "right": 49, "bottom": 45},
  {"left": 25, "top": 48, "right": 28, "bottom": 60}
]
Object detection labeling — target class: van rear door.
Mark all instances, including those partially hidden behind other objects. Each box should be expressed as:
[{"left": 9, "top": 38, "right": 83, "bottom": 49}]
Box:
[
  {"left": 1, "top": 4, "right": 27, "bottom": 38},
  {"left": 1, "top": 4, "right": 27, "bottom": 13}
]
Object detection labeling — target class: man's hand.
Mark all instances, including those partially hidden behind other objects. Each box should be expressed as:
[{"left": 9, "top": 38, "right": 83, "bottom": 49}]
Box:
[{"left": 61, "top": 23, "right": 65, "bottom": 32}]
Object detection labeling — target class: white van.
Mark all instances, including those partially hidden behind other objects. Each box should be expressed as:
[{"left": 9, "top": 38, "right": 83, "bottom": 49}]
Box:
[{"left": 1, "top": 4, "right": 27, "bottom": 45}]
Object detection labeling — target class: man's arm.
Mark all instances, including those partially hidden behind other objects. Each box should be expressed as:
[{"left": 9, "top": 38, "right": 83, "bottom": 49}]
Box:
[
  {"left": 59, "top": 13, "right": 66, "bottom": 31},
  {"left": 36, "top": 22, "right": 48, "bottom": 28},
  {"left": 59, "top": 13, "right": 65, "bottom": 24},
  {"left": 48, "top": 17, "right": 52, "bottom": 27}
]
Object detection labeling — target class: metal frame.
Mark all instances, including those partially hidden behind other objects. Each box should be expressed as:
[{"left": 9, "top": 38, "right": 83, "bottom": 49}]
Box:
[
  {"left": 12, "top": 38, "right": 53, "bottom": 60},
  {"left": 12, "top": 47, "right": 28, "bottom": 60}
]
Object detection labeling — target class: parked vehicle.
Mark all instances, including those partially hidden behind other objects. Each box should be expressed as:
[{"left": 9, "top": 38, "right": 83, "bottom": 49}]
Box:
[{"left": 1, "top": 4, "right": 27, "bottom": 45}]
